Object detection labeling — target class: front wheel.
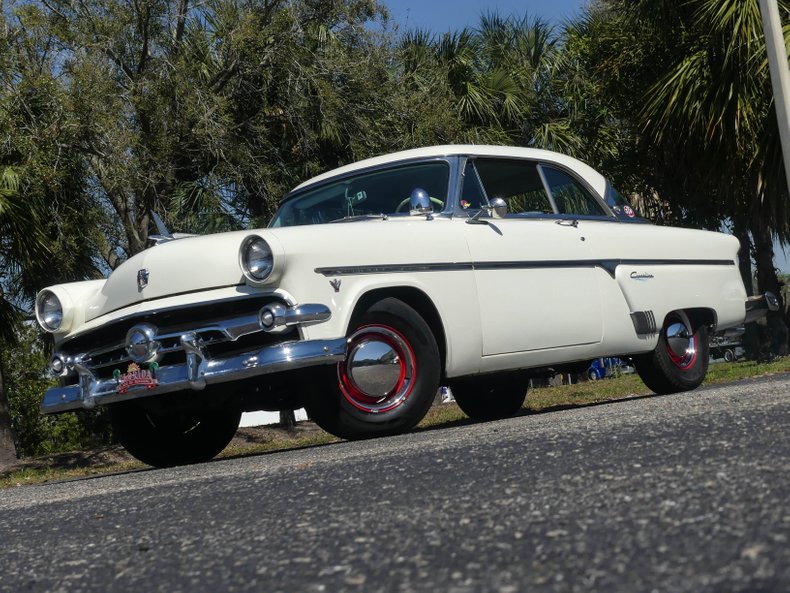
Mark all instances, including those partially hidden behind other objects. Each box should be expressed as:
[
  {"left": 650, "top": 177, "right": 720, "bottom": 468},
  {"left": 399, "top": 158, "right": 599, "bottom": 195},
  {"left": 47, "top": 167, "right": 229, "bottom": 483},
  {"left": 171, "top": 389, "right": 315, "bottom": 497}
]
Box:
[
  {"left": 305, "top": 298, "right": 441, "bottom": 440},
  {"left": 109, "top": 401, "right": 241, "bottom": 467},
  {"left": 633, "top": 311, "right": 709, "bottom": 394},
  {"left": 451, "top": 376, "right": 527, "bottom": 421}
]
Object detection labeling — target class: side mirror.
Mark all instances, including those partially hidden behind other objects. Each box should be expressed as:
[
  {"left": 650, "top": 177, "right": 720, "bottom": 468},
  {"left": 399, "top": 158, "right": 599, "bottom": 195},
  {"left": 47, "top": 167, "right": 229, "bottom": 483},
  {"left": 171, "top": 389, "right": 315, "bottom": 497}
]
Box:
[
  {"left": 409, "top": 188, "right": 432, "bottom": 215},
  {"left": 489, "top": 197, "right": 507, "bottom": 219}
]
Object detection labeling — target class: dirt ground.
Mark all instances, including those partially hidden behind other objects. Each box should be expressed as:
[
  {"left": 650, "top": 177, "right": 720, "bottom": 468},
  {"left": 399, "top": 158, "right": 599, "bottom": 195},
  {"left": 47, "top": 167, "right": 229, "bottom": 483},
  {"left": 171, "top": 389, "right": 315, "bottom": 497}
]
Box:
[{"left": 5, "top": 422, "right": 325, "bottom": 474}]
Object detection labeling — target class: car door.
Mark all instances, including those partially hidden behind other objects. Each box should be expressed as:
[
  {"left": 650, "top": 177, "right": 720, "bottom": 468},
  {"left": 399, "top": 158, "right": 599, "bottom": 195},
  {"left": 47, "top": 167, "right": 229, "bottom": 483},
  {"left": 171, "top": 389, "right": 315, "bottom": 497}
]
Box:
[{"left": 460, "top": 157, "right": 604, "bottom": 357}]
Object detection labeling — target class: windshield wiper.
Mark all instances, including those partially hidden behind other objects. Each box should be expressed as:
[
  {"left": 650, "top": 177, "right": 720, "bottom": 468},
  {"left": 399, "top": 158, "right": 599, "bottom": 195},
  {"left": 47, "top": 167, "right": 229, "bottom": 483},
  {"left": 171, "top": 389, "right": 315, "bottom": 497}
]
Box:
[{"left": 328, "top": 213, "right": 388, "bottom": 223}]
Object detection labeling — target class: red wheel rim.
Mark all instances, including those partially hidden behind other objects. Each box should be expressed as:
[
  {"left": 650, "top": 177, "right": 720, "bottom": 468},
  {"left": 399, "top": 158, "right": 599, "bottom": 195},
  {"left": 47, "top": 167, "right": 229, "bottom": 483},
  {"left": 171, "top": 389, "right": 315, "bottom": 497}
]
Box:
[{"left": 338, "top": 325, "right": 416, "bottom": 413}]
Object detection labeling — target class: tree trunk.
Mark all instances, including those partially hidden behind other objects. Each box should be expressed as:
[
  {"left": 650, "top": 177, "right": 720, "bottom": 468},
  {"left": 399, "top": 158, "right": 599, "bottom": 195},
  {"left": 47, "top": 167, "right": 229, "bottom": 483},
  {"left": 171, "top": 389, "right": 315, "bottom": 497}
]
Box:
[
  {"left": 0, "top": 355, "right": 19, "bottom": 469},
  {"left": 279, "top": 410, "right": 296, "bottom": 432},
  {"left": 733, "top": 220, "right": 754, "bottom": 294},
  {"left": 751, "top": 215, "right": 788, "bottom": 356},
  {"left": 733, "top": 219, "right": 761, "bottom": 359}
]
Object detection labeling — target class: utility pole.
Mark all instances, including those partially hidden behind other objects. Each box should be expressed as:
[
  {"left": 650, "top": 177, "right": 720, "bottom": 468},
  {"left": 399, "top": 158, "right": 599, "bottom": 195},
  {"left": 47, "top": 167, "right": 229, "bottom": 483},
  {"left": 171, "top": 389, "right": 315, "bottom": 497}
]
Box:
[{"left": 759, "top": 0, "right": 790, "bottom": 194}]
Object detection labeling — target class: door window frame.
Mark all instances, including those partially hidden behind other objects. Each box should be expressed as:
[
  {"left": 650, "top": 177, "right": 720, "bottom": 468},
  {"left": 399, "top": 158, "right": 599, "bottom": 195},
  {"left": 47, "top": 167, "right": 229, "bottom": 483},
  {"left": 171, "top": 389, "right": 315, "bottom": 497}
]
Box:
[{"left": 455, "top": 155, "right": 618, "bottom": 222}]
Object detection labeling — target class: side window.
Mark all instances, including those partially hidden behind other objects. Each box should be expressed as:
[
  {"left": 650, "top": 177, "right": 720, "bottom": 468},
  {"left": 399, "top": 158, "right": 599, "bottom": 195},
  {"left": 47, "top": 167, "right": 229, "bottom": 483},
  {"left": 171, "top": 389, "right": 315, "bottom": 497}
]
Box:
[
  {"left": 540, "top": 166, "right": 606, "bottom": 217},
  {"left": 472, "top": 159, "right": 554, "bottom": 215}
]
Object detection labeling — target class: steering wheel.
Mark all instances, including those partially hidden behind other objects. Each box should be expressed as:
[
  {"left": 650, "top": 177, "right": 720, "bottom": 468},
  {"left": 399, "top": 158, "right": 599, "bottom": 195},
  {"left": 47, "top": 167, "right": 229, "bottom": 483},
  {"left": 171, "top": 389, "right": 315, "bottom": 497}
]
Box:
[{"left": 395, "top": 196, "right": 445, "bottom": 213}]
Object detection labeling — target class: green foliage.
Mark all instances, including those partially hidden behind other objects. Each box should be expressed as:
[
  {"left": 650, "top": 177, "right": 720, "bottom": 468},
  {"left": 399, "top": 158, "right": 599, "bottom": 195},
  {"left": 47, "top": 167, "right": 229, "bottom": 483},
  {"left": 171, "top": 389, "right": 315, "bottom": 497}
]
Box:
[{"left": 0, "top": 326, "right": 112, "bottom": 457}]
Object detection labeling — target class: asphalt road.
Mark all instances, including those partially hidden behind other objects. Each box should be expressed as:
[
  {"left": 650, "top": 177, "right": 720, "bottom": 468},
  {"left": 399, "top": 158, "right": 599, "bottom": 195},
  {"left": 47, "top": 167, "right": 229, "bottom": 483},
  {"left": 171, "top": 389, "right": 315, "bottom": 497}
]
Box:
[{"left": 1, "top": 375, "right": 788, "bottom": 593}]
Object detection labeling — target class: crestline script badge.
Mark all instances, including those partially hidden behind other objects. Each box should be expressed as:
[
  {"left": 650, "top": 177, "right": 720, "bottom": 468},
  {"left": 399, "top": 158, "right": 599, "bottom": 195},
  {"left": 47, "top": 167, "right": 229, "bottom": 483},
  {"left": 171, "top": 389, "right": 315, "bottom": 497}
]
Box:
[{"left": 113, "top": 362, "right": 159, "bottom": 394}]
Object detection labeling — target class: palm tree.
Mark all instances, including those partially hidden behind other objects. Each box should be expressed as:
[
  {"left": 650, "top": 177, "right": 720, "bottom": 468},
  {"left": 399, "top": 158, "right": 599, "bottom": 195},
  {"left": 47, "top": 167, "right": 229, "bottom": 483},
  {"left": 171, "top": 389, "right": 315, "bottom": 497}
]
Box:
[
  {"left": 397, "top": 12, "right": 593, "bottom": 152},
  {"left": 633, "top": 0, "right": 790, "bottom": 353},
  {"left": 571, "top": 0, "right": 789, "bottom": 354},
  {"left": 0, "top": 167, "right": 43, "bottom": 466}
]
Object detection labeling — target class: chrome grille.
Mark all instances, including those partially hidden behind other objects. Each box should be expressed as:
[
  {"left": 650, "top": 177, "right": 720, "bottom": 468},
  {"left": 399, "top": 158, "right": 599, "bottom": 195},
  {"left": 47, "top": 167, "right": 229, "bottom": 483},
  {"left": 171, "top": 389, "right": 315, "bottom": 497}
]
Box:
[{"left": 56, "top": 296, "right": 293, "bottom": 382}]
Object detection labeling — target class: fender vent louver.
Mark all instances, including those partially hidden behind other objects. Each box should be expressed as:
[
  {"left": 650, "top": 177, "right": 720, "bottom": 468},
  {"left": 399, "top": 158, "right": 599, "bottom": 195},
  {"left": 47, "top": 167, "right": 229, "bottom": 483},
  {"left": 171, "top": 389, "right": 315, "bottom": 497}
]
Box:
[{"left": 631, "top": 310, "right": 657, "bottom": 336}]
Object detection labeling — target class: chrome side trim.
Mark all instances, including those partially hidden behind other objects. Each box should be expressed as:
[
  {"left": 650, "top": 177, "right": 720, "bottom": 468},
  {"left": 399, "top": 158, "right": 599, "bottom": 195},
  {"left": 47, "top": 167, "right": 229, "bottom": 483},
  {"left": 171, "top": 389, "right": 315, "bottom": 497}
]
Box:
[
  {"left": 41, "top": 338, "right": 348, "bottom": 414},
  {"left": 315, "top": 259, "right": 736, "bottom": 279}
]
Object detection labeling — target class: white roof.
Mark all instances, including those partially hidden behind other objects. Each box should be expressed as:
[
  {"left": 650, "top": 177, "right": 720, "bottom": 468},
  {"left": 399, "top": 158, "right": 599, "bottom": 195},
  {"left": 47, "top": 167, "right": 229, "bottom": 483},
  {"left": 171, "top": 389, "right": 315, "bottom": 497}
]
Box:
[{"left": 291, "top": 144, "right": 607, "bottom": 197}]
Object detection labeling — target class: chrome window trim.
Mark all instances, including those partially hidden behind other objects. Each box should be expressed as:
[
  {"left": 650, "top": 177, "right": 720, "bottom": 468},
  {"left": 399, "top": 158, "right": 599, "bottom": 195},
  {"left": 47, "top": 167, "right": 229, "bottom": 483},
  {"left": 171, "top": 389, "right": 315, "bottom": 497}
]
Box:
[
  {"left": 538, "top": 163, "right": 608, "bottom": 218},
  {"left": 536, "top": 163, "right": 560, "bottom": 214}
]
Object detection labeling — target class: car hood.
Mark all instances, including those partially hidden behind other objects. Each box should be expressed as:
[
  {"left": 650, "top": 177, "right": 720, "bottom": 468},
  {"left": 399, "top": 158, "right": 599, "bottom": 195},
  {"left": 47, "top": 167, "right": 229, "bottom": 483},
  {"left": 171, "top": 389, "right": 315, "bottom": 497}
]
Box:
[{"left": 87, "top": 231, "right": 253, "bottom": 322}]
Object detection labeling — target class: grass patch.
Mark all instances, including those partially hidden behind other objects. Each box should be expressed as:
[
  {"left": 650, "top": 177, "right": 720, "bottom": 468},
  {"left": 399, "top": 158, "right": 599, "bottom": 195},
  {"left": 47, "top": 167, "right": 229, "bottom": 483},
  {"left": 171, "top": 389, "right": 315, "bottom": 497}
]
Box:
[{"left": 3, "top": 357, "right": 789, "bottom": 489}]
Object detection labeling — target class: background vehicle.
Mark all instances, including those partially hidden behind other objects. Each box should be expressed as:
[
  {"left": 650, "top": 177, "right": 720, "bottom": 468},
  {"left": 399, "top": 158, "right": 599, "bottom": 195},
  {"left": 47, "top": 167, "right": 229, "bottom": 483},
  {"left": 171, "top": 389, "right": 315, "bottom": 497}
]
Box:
[
  {"left": 710, "top": 329, "right": 746, "bottom": 362},
  {"left": 586, "top": 357, "right": 635, "bottom": 380}
]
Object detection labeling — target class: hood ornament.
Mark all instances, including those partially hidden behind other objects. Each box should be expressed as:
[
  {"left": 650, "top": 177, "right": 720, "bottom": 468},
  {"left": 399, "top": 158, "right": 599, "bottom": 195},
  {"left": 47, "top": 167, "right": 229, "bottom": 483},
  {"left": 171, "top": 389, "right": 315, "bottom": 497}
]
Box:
[{"left": 137, "top": 268, "right": 150, "bottom": 291}]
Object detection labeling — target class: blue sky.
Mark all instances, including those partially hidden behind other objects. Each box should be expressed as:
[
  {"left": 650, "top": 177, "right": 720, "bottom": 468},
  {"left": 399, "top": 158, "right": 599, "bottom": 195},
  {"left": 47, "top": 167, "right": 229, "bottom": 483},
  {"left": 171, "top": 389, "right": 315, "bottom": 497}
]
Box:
[{"left": 381, "top": 0, "right": 586, "bottom": 31}]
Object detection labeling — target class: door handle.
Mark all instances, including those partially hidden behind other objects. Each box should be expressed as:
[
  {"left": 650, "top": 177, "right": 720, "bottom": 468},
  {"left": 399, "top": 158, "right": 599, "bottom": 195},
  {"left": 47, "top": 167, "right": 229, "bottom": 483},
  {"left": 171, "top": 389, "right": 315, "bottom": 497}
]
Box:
[{"left": 555, "top": 219, "right": 579, "bottom": 228}]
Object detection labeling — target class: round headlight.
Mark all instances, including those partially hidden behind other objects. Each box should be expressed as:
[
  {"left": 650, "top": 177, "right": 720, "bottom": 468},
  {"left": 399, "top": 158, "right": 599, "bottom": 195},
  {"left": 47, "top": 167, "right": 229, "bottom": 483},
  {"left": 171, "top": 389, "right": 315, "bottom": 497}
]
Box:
[
  {"left": 37, "top": 290, "right": 63, "bottom": 332},
  {"left": 241, "top": 236, "right": 274, "bottom": 283}
]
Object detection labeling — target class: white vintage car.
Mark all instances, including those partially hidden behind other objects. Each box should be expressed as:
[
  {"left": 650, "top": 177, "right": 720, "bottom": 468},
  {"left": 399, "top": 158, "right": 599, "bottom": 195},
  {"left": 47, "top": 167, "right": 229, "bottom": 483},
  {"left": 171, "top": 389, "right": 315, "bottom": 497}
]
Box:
[{"left": 36, "top": 145, "right": 776, "bottom": 467}]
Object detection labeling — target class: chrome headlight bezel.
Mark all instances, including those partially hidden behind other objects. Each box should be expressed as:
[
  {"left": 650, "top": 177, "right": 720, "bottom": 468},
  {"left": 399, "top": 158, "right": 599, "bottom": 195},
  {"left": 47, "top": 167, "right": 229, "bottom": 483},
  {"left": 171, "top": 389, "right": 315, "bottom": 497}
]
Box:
[
  {"left": 239, "top": 235, "right": 283, "bottom": 286},
  {"left": 36, "top": 289, "right": 69, "bottom": 333}
]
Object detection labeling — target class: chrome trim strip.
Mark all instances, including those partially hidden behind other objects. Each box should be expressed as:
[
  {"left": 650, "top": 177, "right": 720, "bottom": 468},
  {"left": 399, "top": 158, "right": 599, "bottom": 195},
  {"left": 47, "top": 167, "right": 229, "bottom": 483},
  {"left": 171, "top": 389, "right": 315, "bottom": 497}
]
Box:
[
  {"left": 315, "top": 263, "right": 473, "bottom": 277},
  {"left": 41, "top": 338, "right": 348, "bottom": 414},
  {"left": 315, "top": 259, "right": 735, "bottom": 278}
]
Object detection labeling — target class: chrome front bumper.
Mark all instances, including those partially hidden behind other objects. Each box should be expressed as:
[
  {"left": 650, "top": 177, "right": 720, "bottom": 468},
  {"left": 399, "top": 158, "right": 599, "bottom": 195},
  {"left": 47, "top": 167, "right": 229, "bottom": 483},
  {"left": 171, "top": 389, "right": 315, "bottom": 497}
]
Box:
[{"left": 41, "top": 337, "right": 347, "bottom": 413}]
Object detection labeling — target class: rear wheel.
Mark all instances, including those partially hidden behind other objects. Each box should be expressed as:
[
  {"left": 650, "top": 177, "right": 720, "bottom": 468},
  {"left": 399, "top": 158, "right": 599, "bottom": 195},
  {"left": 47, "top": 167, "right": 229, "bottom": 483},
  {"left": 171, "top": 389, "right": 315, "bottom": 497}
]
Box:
[
  {"left": 109, "top": 400, "right": 241, "bottom": 467},
  {"left": 305, "top": 298, "right": 440, "bottom": 440},
  {"left": 724, "top": 348, "right": 735, "bottom": 362},
  {"left": 634, "top": 311, "right": 709, "bottom": 394},
  {"left": 451, "top": 376, "right": 527, "bottom": 421}
]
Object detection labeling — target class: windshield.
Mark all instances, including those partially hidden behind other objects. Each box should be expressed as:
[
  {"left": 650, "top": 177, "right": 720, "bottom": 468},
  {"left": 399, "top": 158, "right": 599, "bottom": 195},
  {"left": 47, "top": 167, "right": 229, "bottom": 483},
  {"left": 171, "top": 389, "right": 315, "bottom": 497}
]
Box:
[
  {"left": 270, "top": 161, "right": 450, "bottom": 227},
  {"left": 604, "top": 180, "right": 643, "bottom": 221}
]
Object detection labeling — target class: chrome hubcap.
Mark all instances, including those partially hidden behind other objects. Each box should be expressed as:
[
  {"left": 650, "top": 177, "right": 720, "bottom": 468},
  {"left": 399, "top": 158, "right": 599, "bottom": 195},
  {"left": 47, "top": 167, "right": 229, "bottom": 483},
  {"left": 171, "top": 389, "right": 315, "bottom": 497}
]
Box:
[
  {"left": 665, "top": 318, "right": 697, "bottom": 369},
  {"left": 347, "top": 339, "right": 402, "bottom": 396},
  {"left": 339, "top": 325, "right": 416, "bottom": 413}
]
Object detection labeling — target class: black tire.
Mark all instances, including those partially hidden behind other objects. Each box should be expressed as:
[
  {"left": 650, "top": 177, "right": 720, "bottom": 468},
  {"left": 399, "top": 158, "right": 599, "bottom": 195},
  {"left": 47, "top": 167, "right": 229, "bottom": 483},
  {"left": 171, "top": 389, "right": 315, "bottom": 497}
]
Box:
[
  {"left": 109, "top": 400, "right": 241, "bottom": 467},
  {"left": 633, "top": 311, "right": 709, "bottom": 394},
  {"left": 451, "top": 376, "right": 527, "bottom": 421},
  {"left": 724, "top": 348, "right": 735, "bottom": 362},
  {"left": 305, "top": 298, "right": 440, "bottom": 440}
]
